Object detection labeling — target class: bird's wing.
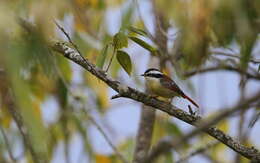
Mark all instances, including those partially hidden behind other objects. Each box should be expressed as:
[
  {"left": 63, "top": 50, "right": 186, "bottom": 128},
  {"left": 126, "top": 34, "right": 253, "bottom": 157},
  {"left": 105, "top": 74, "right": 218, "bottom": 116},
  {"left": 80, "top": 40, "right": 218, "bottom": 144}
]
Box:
[
  {"left": 160, "top": 76, "right": 185, "bottom": 97},
  {"left": 160, "top": 75, "right": 199, "bottom": 108}
]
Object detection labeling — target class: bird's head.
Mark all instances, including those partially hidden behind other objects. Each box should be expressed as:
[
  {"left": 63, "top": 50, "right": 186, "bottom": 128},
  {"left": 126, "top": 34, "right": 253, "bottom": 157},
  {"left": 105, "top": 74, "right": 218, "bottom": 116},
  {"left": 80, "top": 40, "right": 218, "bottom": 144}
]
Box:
[{"left": 141, "top": 68, "right": 164, "bottom": 79}]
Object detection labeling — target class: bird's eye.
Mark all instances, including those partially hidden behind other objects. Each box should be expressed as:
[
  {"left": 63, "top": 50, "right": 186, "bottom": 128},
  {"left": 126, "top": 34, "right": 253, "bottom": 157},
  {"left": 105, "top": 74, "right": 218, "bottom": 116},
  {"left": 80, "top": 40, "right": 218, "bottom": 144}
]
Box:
[
  {"left": 153, "top": 74, "right": 163, "bottom": 78},
  {"left": 147, "top": 73, "right": 163, "bottom": 78},
  {"left": 147, "top": 74, "right": 153, "bottom": 77}
]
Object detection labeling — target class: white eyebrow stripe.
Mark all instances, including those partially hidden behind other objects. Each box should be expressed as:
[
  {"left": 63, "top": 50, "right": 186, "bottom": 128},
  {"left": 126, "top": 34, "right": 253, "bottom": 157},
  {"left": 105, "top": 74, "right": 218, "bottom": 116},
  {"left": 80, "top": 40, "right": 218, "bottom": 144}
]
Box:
[{"left": 147, "top": 70, "right": 163, "bottom": 75}]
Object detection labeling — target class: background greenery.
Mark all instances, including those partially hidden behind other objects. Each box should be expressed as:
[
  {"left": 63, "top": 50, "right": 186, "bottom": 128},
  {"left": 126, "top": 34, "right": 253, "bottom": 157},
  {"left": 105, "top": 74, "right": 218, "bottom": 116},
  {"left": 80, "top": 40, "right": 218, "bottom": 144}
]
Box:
[{"left": 0, "top": 0, "right": 259, "bottom": 162}]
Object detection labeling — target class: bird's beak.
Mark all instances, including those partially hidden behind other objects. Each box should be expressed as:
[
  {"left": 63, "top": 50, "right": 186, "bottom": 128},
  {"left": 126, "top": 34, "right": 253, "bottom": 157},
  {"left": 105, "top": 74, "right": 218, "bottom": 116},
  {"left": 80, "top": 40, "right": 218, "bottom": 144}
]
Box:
[{"left": 140, "top": 74, "right": 145, "bottom": 77}]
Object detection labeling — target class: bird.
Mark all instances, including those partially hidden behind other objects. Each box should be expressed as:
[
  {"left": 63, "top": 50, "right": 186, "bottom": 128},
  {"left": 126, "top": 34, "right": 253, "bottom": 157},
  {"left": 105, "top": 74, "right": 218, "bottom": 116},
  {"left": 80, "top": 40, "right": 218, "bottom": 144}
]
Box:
[{"left": 141, "top": 68, "right": 199, "bottom": 108}]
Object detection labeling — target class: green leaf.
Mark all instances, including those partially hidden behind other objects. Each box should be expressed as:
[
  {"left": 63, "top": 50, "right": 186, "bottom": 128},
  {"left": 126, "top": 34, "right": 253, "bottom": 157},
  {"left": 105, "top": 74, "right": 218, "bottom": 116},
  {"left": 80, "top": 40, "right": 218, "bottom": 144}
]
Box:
[
  {"left": 96, "top": 44, "right": 109, "bottom": 68},
  {"left": 113, "top": 31, "right": 128, "bottom": 49},
  {"left": 128, "top": 26, "right": 148, "bottom": 36},
  {"left": 116, "top": 50, "right": 132, "bottom": 75},
  {"left": 129, "top": 36, "right": 157, "bottom": 53}
]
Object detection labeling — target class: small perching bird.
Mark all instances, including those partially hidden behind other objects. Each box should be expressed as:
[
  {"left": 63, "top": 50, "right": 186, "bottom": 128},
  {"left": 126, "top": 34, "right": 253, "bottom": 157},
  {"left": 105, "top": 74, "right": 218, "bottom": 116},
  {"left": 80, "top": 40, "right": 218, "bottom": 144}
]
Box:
[{"left": 141, "top": 68, "right": 199, "bottom": 108}]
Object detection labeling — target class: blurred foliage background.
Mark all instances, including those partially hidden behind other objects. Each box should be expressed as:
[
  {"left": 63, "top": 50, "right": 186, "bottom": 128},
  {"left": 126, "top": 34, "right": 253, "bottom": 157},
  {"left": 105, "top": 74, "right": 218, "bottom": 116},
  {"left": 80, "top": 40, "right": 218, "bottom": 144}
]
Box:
[{"left": 0, "top": 0, "right": 259, "bottom": 162}]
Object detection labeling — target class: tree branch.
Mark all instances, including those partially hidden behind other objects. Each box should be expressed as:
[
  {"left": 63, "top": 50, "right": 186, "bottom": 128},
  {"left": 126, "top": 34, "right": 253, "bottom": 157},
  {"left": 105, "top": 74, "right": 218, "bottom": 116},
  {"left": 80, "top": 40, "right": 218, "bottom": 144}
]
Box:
[
  {"left": 133, "top": 105, "right": 155, "bottom": 163},
  {"left": 4, "top": 91, "right": 43, "bottom": 163},
  {"left": 176, "top": 141, "right": 219, "bottom": 163},
  {"left": 210, "top": 50, "right": 260, "bottom": 64},
  {"left": 85, "top": 111, "right": 129, "bottom": 163},
  {"left": 0, "top": 126, "right": 17, "bottom": 162},
  {"left": 52, "top": 42, "right": 260, "bottom": 161},
  {"left": 0, "top": 71, "right": 44, "bottom": 163},
  {"left": 184, "top": 65, "right": 260, "bottom": 80},
  {"left": 145, "top": 91, "right": 260, "bottom": 162}
]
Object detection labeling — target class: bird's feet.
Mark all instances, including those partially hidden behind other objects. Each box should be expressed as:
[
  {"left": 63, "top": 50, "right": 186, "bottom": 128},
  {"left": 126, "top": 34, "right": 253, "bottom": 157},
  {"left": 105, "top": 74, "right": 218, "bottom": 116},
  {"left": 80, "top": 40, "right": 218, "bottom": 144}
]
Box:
[
  {"left": 149, "top": 94, "right": 159, "bottom": 99},
  {"left": 148, "top": 95, "right": 172, "bottom": 103}
]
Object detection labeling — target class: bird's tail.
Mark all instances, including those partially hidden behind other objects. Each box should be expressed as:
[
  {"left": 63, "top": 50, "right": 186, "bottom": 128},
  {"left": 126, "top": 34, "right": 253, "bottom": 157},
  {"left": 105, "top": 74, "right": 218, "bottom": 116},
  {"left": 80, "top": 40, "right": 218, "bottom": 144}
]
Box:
[{"left": 182, "top": 94, "right": 199, "bottom": 108}]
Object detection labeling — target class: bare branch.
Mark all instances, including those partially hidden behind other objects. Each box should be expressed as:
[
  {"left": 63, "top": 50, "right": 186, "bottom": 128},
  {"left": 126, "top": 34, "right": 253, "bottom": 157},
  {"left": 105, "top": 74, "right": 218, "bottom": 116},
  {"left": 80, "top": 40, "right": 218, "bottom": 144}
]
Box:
[
  {"left": 52, "top": 42, "right": 260, "bottom": 161},
  {"left": 176, "top": 141, "right": 219, "bottom": 163},
  {"left": 105, "top": 47, "right": 116, "bottom": 72},
  {"left": 0, "top": 71, "right": 44, "bottom": 163},
  {"left": 133, "top": 0, "right": 154, "bottom": 41},
  {"left": 5, "top": 92, "right": 43, "bottom": 163},
  {"left": 210, "top": 50, "right": 260, "bottom": 64},
  {"left": 146, "top": 90, "right": 260, "bottom": 162},
  {"left": 0, "top": 126, "right": 17, "bottom": 162},
  {"left": 54, "top": 21, "right": 83, "bottom": 56},
  {"left": 184, "top": 65, "right": 260, "bottom": 80},
  {"left": 249, "top": 111, "right": 260, "bottom": 128},
  {"left": 84, "top": 111, "right": 129, "bottom": 163},
  {"left": 133, "top": 105, "right": 156, "bottom": 163}
]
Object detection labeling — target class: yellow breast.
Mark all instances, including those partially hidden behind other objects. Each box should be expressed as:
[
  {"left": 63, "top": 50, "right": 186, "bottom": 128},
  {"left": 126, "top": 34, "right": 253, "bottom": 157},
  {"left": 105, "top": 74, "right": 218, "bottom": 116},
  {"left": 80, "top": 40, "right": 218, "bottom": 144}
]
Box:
[{"left": 146, "top": 77, "right": 179, "bottom": 98}]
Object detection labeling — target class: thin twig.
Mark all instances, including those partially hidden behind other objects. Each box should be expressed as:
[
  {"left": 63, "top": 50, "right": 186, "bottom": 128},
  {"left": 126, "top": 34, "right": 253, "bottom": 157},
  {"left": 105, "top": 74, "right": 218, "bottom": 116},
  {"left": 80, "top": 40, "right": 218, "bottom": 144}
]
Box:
[
  {"left": 210, "top": 50, "right": 260, "bottom": 64},
  {"left": 0, "top": 65, "right": 42, "bottom": 163},
  {"left": 249, "top": 111, "right": 260, "bottom": 128},
  {"left": 184, "top": 65, "right": 260, "bottom": 80},
  {"left": 6, "top": 94, "right": 41, "bottom": 163},
  {"left": 54, "top": 21, "right": 82, "bottom": 56},
  {"left": 0, "top": 126, "right": 16, "bottom": 163},
  {"left": 152, "top": 0, "right": 176, "bottom": 41},
  {"left": 133, "top": 0, "right": 154, "bottom": 40},
  {"left": 105, "top": 47, "right": 116, "bottom": 72},
  {"left": 235, "top": 80, "right": 247, "bottom": 162},
  {"left": 176, "top": 141, "right": 219, "bottom": 163},
  {"left": 83, "top": 110, "right": 129, "bottom": 163},
  {"left": 55, "top": 21, "right": 91, "bottom": 67}
]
